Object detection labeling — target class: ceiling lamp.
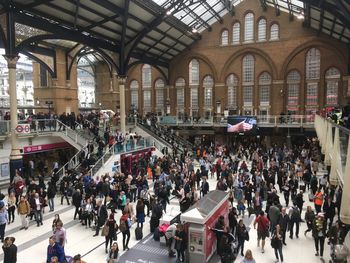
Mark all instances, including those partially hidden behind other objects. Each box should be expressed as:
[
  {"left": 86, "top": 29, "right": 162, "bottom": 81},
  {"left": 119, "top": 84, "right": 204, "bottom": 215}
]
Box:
[
  {"left": 166, "top": 10, "right": 172, "bottom": 15},
  {"left": 192, "top": 27, "right": 198, "bottom": 33}
]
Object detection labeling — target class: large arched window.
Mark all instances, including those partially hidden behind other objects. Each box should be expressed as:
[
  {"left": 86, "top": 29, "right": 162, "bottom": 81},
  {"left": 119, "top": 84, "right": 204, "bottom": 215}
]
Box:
[
  {"left": 142, "top": 64, "right": 152, "bottom": 87},
  {"left": 142, "top": 64, "right": 152, "bottom": 113},
  {"left": 226, "top": 74, "right": 238, "bottom": 109},
  {"left": 258, "top": 18, "right": 267, "bottom": 41},
  {"left": 130, "top": 80, "right": 139, "bottom": 110},
  {"left": 189, "top": 59, "right": 199, "bottom": 85},
  {"left": 221, "top": 29, "right": 229, "bottom": 45},
  {"left": 325, "top": 67, "right": 340, "bottom": 106},
  {"left": 232, "top": 22, "right": 240, "bottom": 44},
  {"left": 259, "top": 72, "right": 271, "bottom": 106},
  {"left": 155, "top": 79, "right": 165, "bottom": 113},
  {"left": 244, "top": 12, "right": 254, "bottom": 42},
  {"left": 287, "top": 70, "right": 301, "bottom": 114},
  {"left": 242, "top": 54, "right": 255, "bottom": 108},
  {"left": 306, "top": 48, "right": 320, "bottom": 110},
  {"left": 270, "top": 23, "right": 279, "bottom": 40}
]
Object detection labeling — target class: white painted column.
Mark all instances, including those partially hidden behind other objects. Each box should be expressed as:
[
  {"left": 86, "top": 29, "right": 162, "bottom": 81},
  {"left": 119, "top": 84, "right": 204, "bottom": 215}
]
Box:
[
  {"left": 341, "top": 136, "right": 350, "bottom": 224},
  {"left": 118, "top": 76, "right": 126, "bottom": 135},
  {"left": 329, "top": 127, "right": 340, "bottom": 186},
  {"left": 4, "top": 55, "right": 22, "bottom": 182}
]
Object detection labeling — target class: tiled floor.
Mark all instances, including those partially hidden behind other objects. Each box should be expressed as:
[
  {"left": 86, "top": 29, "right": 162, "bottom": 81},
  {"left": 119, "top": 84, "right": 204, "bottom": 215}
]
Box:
[{"left": 0, "top": 160, "right": 335, "bottom": 263}]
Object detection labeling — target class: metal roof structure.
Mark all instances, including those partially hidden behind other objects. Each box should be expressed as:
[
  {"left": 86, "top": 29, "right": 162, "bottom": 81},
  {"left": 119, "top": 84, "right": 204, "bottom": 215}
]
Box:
[{"left": 0, "top": 0, "right": 349, "bottom": 78}]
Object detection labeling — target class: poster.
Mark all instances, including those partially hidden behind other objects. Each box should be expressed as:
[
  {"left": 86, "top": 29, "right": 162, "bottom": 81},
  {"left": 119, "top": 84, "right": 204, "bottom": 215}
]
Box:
[{"left": 1, "top": 163, "right": 9, "bottom": 177}]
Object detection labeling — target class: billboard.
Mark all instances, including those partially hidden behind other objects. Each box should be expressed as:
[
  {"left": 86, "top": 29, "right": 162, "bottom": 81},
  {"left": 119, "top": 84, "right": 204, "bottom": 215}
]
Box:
[{"left": 227, "top": 116, "right": 257, "bottom": 133}]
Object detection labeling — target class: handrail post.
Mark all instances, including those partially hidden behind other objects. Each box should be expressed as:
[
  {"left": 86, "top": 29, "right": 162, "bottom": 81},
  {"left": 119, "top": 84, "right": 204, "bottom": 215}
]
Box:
[
  {"left": 301, "top": 115, "right": 303, "bottom": 127},
  {"left": 274, "top": 116, "right": 277, "bottom": 127}
]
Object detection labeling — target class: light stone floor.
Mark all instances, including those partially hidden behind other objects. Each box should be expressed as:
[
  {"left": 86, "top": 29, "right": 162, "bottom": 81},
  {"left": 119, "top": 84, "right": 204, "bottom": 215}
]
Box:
[{"left": 0, "top": 159, "right": 334, "bottom": 263}]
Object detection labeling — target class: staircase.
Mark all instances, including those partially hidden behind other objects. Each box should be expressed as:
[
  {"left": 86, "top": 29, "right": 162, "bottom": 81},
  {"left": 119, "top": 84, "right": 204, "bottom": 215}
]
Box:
[{"left": 54, "top": 120, "right": 90, "bottom": 150}]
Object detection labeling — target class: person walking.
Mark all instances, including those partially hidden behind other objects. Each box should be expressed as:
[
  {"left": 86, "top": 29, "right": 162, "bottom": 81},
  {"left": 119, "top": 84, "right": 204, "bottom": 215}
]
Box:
[
  {"left": 104, "top": 213, "right": 117, "bottom": 253},
  {"left": 174, "top": 224, "right": 186, "bottom": 263},
  {"left": 119, "top": 210, "right": 130, "bottom": 251},
  {"left": 17, "top": 196, "right": 30, "bottom": 230},
  {"left": 289, "top": 205, "right": 301, "bottom": 239},
  {"left": 7, "top": 192, "right": 16, "bottom": 224},
  {"left": 254, "top": 211, "right": 270, "bottom": 253},
  {"left": 47, "top": 182, "right": 56, "bottom": 212},
  {"left": 312, "top": 213, "right": 327, "bottom": 258},
  {"left": 236, "top": 219, "right": 248, "bottom": 257},
  {"left": 93, "top": 199, "right": 108, "bottom": 237},
  {"left": 72, "top": 189, "right": 82, "bottom": 220},
  {"left": 304, "top": 206, "right": 315, "bottom": 236},
  {"left": 106, "top": 242, "right": 119, "bottom": 263},
  {"left": 278, "top": 207, "right": 289, "bottom": 245},
  {"left": 241, "top": 249, "right": 256, "bottom": 263},
  {"left": 314, "top": 188, "right": 324, "bottom": 214},
  {"left": 2, "top": 236, "right": 17, "bottom": 263},
  {"left": 46, "top": 236, "right": 65, "bottom": 263},
  {"left": 30, "top": 193, "right": 43, "bottom": 227},
  {"left": 0, "top": 201, "right": 8, "bottom": 242},
  {"left": 271, "top": 224, "right": 284, "bottom": 262}
]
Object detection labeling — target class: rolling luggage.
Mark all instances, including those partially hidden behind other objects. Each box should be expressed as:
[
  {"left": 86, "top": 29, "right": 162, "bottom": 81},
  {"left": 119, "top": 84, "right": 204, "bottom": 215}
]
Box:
[
  {"left": 135, "top": 226, "right": 143, "bottom": 240},
  {"left": 150, "top": 216, "right": 159, "bottom": 233},
  {"left": 153, "top": 227, "right": 160, "bottom": 241}
]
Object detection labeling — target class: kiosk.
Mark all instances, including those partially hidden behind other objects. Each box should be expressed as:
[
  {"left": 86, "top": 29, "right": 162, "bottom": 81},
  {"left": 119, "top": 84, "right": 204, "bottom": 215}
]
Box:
[{"left": 180, "top": 190, "right": 229, "bottom": 263}]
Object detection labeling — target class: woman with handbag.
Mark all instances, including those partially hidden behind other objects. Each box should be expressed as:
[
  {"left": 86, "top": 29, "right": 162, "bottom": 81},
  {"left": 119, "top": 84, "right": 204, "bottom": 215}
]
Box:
[
  {"left": 236, "top": 219, "right": 248, "bottom": 257},
  {"left": 104, "top": 213, "right": 118, "bottom": 253},
  {"left": 271, "top": 224, "right": 284, "bottom": 263}
]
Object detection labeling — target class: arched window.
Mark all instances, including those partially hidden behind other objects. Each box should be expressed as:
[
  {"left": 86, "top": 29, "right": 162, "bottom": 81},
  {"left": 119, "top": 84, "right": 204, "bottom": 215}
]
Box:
[
  {"left": 203, "top": 75, "right": 214, "bottom": 108},
  {"left": 325, "top": 67, "right": 340, "bottom": 106},
  {"left": 242, "top": 54, "right": 254, "bottom": 107},
  {"left": 130, "top": 80, "right": 139, "bottom": 110},
  {"left": 226, "top": 74, "right": 238, "bottom": 109},
  {"left": 232, "top": 22, "right": 240, "bottom": 44},
  {"left": 221, "top": 30, "right": 229, "bottom": 45},
  {"left": 258, "top": 18, "right": 266, "bottom": 41},
  {"left": 242, "top": 54, "right": 254, "bottom": 83},
  {"left": 189, "top": 59, "right": 199, "bottom": 85},
  {"left": 259, "top": 72, "right": 271, "bottom": 106},
  {"left": 155, "top": 79, "right": 165, "bottom": 111},
  {"left": 306, "top": 48, "right": 321, "bottom": 109},
  {"left": 244, "top": 12, "right": 254, "bottom": 42},
  {"left": 142, "top": 64, "right": 152, "bottom": 87},
  {"left": 287, "top": 70, "right": 301, "bottom": 114},
  {"left": 270, "top": 23, "right": 279, "bottom": 40}
]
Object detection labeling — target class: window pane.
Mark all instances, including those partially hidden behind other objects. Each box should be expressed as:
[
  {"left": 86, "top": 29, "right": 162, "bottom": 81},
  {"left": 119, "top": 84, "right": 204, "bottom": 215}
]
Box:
[
  {"left": 258, "top": 19, "right": 266, "bottom": 41},
  {"left": 156, "top": 89, "right": 164, "bottom": 108},
  {"left": 270, "top": 24, "right": 279, "bottom": 40},
  {"left": 287, "top": 70, "right": 301, "bottom": 82},
  {"left": 131, "top": 90, "right": 138, "bottom": 109},
  {"left": 191, "top": 88, "right": 198, "bottom": 108},
  {"left": 176, "top": 78, "right": 186, "bottom": 86},
  {"left": 306, "top": 48, "right": 320, "bottom": 80},
  {"left": 40, "top": 64, "right": 47, "bottom": 87},
  {"left": 326, "top": 80, "right": 338, "bottom": 105},
  {"left": 306, "top": 83, "right": 318, "bottom": 105},
  {"left": 189, "top": 59, "right": 199, "bottom": 85},
  {"left": 177, "top": 88, "right": 185, "bottom": 107},
  {"left": 130, "top": 80, "right": 139, "bottom": 89},
  {"left": 259, "top": 72, "right": 271, "bottom": 83},
  {"left": 244, "top": 13, "right": 254, "bottom": 42},
  {"left": 287, "top": 83, "right": 299, "bottom": 107},
  {"left": 243, "top": 86, "right": 253, "bottom": 106},
  {"left": 326, "top": 67, "right": 340, "bottom": 79},
  {"left": 142, "top": 64, "right": 152, "bottom": 87},
  {"left": 227, "top": 86, "right": 237, "bottom": 108},
  {"left": 243, "top": 54, "right": 254, "bottom": 82},
  {"left": 221, "top": 30, "right": 229, "bottom": 45},
  {"left": 143, "top": 90, "right": 151, "bottom": 108},
  {"left": 232, "top": 23, "right": 240, "bottom": 44},
  {"left": 204, "top": 88, "right": 212, "bottom": 107},
  {"left": 260, "top": 85, "right": 270, "bottom": 105}
]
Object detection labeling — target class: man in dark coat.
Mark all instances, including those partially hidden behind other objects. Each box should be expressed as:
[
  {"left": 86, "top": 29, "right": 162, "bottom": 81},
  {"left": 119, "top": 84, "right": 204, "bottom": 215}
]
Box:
[
  {"left": 72, "top": 189, "right": 82, "bottom": 220},
  {"left": 93, "top": 199, "right": 108, "bottom": 236}
]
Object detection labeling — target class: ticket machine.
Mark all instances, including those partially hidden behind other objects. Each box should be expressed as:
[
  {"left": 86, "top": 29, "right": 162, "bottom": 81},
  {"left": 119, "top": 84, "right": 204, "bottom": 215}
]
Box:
[{"left": 180, "top": 190, "right": 229, "bottom": 263}]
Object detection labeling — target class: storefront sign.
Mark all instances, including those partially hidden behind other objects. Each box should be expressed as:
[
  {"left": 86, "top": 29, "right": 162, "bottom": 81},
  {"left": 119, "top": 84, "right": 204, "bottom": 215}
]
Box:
[
  {"left": 15, "top": 124, "right": 31, "bottom": 134},
  {"left": 23, "top": 142, "right": 71, "bottom": 154}
]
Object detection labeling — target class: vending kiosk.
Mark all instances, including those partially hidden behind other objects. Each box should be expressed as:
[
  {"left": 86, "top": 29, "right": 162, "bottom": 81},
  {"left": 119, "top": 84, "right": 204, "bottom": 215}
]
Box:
[{"left": 180, "top": 190, "right": 229, "bottom": 263}]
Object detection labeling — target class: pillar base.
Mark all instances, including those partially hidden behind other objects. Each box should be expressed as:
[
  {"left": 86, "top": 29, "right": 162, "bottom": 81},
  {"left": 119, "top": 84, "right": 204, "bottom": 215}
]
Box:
[
  {"left": 9, "top": 158, "right": 23, "bottom": 183},
  {"left": 340, "top": 214, "right": 350, "bottom": 225}
]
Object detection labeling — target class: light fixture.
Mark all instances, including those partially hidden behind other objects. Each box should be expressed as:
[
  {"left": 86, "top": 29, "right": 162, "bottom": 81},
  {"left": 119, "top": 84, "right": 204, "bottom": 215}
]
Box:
[
  {"left": 166, "top": 10, "right": 172, "bottom": 16},
  {"left": 297, "top": 13, "right": 304, "bottom": 20},
  {"left": 192, "top": 28, "right": 198, "bottom": 33}
]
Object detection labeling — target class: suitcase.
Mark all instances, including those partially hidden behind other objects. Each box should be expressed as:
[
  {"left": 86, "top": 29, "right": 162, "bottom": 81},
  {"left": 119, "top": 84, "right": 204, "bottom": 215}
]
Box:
[
  {"left": 135, "top": 226, "right": 143, "bottom": 240},
  {"left": 153, "top": 227, "right": 160, "bottom": 241}
]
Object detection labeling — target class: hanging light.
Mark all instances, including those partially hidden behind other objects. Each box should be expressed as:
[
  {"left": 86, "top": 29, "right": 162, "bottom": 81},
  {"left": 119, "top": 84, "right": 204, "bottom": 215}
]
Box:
[
  {"left": 166, "top": 10, "right": 172, "bottom": 16},
  {"left": 192, "top": 27, "right": 198, "bottom": 33}
]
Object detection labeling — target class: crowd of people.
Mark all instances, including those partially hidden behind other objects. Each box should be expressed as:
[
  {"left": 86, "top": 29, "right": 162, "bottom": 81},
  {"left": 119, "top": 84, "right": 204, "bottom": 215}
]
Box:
[{"left": 0, "top": 126, "right": 349, "bottom": 263}]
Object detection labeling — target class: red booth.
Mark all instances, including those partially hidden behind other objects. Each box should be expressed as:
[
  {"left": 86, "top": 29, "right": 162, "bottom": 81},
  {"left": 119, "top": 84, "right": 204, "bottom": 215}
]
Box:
[{"left": 180, "top": 190, "right": 229, "bottom": 263}]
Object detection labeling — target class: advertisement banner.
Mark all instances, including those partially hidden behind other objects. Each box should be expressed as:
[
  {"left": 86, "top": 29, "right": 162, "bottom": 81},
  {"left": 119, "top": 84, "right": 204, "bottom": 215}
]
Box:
[{"left": 23, "top": 142, "right": 71, "bottom": 154}]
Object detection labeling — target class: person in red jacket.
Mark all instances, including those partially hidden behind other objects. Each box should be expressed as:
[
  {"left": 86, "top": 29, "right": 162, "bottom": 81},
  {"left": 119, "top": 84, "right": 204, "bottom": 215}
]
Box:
[{"left": 254, "top": 211, "right": 270, "bottom": 253}]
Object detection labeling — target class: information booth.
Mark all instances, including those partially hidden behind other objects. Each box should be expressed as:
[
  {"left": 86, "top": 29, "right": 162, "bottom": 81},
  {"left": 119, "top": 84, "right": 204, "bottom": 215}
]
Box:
[{"left": 180, "top": 190, "right": 229, "bottom": 263}]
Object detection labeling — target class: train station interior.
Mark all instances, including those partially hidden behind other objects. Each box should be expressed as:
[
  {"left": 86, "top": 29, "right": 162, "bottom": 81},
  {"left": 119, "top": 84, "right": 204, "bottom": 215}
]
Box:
[{"left": 0, "top": 0, "right": 350, "bottom": 262}]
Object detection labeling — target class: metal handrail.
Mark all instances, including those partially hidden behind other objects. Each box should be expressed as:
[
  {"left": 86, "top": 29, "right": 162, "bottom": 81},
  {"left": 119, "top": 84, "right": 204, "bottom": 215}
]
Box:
[
  {"left": 87, "top": 141, "right": 118, "bottom": 177},
  {"left": 55, "top": 146, "right": 87, "bottom": 179}
]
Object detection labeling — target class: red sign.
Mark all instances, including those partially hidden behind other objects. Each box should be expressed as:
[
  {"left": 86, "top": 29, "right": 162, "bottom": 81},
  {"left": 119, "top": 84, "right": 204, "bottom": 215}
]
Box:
[{"left": 23, "top": 142, "right": 72, "bottom": 154}]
